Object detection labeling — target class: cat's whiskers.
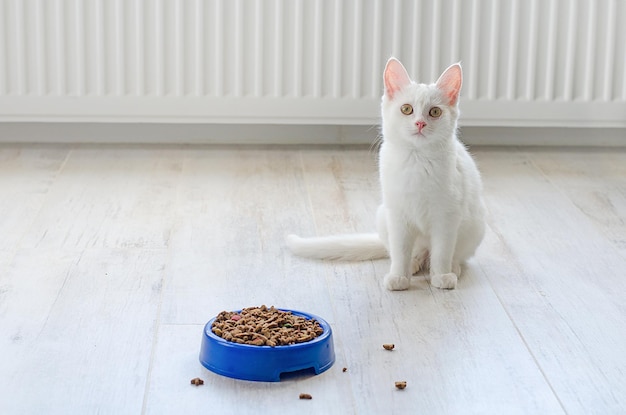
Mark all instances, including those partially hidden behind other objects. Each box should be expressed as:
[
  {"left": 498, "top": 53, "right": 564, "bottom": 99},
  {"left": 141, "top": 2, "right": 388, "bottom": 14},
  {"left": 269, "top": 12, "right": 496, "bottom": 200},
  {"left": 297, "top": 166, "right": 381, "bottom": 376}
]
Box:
[{"left": 367, "top": 124, "right": 384, "bottom": 154}]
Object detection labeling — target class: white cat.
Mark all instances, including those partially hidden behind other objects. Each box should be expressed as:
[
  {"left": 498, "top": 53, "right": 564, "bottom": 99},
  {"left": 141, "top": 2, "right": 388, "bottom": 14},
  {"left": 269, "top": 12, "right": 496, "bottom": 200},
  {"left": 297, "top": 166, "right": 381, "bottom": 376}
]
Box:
[{"left": 287, "top": 58, "right": 486, "bottom": 291}]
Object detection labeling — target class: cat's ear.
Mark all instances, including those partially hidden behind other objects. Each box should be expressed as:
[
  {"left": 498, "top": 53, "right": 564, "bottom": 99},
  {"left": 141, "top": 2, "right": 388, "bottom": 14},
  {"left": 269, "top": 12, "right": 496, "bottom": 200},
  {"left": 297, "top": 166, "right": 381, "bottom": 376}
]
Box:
[
  {"left": 436, "top": 63, "right": 462, "bottom": 106},
  {"left": 384, "top": 58, "right": 411, "bottom": 99}
]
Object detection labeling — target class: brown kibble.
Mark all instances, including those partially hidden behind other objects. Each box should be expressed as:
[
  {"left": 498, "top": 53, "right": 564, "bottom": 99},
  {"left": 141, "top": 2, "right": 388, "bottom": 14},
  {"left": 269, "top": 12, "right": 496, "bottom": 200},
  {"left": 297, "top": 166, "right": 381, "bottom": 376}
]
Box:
[
  {"left": 190, "top": 377, "right": 204, "bottom": 386},
  {"left": 299, "top": 393, "right": 312, "bottom": 400},
  {"left": 395, "top": 381, "right": 407, "bottom": 390},
  {"left": 211, "top": 306, "right": 324, "bottom": 346},
  {"left": 342, "top": 367, "right": 347, "bottom": 372},
  {"left": 383, "top": 344, "right": 395, "bottom": 350},
  {"left": 249, "top": 337, "right": 266, "bottom": 346}
]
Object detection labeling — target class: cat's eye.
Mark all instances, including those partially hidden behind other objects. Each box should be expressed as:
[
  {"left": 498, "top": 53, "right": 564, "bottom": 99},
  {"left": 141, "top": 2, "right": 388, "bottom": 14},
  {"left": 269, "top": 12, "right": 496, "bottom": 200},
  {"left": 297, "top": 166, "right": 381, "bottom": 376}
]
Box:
[
  {"left": 400, "top": 104, "right": 413, "bottom": 115},
  {"left": 429, "top": 107, "right": 442, "bottom": 117}
]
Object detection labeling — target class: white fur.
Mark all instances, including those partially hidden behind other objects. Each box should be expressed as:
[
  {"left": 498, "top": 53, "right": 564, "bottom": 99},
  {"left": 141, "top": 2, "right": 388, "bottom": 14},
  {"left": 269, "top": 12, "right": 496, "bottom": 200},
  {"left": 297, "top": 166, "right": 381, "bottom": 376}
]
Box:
[
  {"left": 286, "top": 234, "right": 387, "bottom": 261},
  {"left": 287, "top": 58, "right": 486, "bottom": 291}
]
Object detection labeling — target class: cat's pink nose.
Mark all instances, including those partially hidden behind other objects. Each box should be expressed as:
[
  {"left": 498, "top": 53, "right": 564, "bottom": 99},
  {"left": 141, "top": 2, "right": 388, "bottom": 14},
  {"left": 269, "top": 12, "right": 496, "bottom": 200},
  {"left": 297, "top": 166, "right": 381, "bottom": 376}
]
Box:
[{"left": 416, "top": 121, "right": 427, "bottom": 133}]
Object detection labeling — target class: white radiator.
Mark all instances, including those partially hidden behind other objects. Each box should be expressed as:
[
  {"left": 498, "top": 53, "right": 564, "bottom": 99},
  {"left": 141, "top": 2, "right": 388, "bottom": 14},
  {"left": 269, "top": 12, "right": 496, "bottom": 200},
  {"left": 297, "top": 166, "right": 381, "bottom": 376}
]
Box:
[{"left": 0, "top": 0, "right": 624, "bottom": 127}]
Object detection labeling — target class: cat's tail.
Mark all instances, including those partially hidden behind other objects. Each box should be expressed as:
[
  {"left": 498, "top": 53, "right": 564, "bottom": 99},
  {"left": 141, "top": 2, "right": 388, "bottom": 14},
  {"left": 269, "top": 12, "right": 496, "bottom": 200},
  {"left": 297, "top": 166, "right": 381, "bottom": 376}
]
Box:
[{"left": 286, "top": 233, "right": 388, "bottom": 261}]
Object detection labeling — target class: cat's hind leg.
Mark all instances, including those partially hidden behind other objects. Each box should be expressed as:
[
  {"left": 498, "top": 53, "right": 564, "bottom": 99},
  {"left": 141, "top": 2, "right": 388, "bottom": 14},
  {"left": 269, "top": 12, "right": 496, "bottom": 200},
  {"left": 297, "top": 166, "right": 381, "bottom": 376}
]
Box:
[
  {"left": 449, "top": 214, "right": 485, "bottom": 279},
  {"left": 410, "top": 238, "right": 429, "bottom": 275}
]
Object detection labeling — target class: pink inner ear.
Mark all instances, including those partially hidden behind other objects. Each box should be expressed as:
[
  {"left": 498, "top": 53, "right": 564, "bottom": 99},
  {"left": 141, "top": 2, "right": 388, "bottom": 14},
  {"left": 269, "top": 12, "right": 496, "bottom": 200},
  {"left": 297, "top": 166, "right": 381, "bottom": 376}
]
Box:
[
  {"left": 436, "top": 64, "right": 462, "bottom": 106},
  {"left": 384, "top": 59, "right": 411, "bottom": 99}
]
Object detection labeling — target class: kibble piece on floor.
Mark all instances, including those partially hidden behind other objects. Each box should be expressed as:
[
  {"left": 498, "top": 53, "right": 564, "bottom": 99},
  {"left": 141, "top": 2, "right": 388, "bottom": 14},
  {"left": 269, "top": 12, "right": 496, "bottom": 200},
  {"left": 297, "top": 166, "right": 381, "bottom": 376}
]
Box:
[
  {"left": 299, "top": 393, "right": 313, "bottom": 400},
  {"left": 190, "top": 377, "right": 204, "bottom": 386},
  {"left": 395, "top": 381, "right": 407, "bottom": 390},
  {"left": 383, "top": 344, "right": 395, "bottom": 350}
]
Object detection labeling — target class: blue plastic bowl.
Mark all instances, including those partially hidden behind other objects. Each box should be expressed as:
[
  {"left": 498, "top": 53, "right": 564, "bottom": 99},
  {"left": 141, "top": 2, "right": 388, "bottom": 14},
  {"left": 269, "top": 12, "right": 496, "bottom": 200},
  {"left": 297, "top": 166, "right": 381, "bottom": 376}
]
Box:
[{"left": 199, "top": 309, "right": 335, "bottom": 382}]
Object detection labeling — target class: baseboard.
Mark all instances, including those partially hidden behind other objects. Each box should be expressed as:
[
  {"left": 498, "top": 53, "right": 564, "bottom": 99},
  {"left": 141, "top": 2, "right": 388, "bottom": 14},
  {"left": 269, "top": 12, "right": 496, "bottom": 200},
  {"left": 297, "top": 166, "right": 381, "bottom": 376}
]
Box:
[
  {"left": 459, "top": 127, "right": 626, "bottom": 147},
  {"left": 0, "top": 123, "right": 624, "bottom": 146},
  {"left": 0, "top": 123, "right": 380, "bottom": 145}
]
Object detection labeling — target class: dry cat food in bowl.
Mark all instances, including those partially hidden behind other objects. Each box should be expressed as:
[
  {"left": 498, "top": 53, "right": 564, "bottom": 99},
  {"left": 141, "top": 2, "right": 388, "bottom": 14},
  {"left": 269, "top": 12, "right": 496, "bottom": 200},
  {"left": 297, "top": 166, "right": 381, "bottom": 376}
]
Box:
[{"left": 199, "top": 306, "right": 335, "bottom": 382}]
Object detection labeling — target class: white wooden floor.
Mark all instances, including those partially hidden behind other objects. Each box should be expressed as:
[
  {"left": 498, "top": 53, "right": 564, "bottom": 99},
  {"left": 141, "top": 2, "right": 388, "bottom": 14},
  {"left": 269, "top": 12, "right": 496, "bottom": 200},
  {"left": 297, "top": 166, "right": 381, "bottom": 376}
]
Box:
[{"left": 0, "top": 144, "right": 625, "bottom": 415}]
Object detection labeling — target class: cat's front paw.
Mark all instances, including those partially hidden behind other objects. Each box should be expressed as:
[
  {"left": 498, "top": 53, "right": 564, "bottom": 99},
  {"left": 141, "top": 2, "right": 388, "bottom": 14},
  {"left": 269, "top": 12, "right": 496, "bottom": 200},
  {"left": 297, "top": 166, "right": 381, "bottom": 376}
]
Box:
[
  {"left": 384, "top": 274, "right": 410, "bottom": 291},
  {"left": 430, "top": 273, "right": 457, "bottom": 290}
]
